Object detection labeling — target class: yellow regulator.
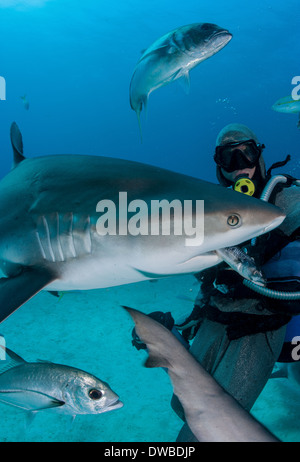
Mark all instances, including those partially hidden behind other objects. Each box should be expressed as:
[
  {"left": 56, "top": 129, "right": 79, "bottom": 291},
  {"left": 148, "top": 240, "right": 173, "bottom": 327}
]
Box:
[{"left": 234, "top": 177, "right": 255, "bottom": 196}]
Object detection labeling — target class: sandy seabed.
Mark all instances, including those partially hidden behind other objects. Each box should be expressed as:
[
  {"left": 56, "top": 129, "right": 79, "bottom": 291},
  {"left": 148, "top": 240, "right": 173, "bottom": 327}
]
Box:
[{"left": 0, "top": 274, "right": 299, "bottom": 442}]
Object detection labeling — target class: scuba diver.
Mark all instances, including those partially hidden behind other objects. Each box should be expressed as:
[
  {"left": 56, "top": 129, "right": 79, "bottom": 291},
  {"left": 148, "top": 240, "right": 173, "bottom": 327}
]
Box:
[
  {"left": 131, "top": 123, "right": 300, "bottom": 442},
  {"left": 174, "top": 123, "right": 300, "bottom": 441}
]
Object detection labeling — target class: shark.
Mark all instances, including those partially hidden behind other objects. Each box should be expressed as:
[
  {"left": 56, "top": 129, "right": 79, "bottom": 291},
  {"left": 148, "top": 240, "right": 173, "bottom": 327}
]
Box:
[
  {"left": 123, "top": 306, "right": 280, "bottom": 442},
  {"left": 0, "top": 122, "right": 285, "bottom": 324}
]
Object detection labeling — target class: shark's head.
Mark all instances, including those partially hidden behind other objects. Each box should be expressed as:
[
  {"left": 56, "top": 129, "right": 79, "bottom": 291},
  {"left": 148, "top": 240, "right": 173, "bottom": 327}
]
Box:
[{"left": 189, "top": 183, "right": 286, "bottom": 250}]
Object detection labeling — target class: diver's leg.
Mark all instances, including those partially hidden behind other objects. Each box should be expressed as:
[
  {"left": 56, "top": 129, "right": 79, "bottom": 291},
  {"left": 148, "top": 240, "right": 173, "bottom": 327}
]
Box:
[{"left": 173, "top": 325, "right": 287, "bottom": 442}]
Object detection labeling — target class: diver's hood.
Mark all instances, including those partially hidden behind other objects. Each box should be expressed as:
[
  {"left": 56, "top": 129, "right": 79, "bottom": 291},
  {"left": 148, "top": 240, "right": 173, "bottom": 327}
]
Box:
[{"left": 215, "top": 123, "right": 266, "bottom": 187}]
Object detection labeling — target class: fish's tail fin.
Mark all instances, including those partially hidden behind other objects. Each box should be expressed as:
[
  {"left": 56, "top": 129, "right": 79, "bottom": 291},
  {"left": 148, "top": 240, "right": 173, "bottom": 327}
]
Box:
[
  {"left": 143, "top": 94, "right": 149, "bottom": 120},
  {"left": 136, "top": 109, "right": 143, "bottom": 143},
  {"left": 135, "top": 95, "right": 149, "bottom": 143}
]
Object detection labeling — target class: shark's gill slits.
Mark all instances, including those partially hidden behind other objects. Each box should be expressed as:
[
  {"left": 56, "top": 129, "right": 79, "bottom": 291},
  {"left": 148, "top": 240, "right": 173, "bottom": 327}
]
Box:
[{"left": 35, "top": 213, "right": 93, "bottom": 262}]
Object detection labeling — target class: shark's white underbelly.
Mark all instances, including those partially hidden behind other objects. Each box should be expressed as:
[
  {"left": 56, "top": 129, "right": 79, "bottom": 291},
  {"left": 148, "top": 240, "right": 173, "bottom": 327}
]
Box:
[{"left": 44, "top": 249, "right": 221, "bottom": 291}]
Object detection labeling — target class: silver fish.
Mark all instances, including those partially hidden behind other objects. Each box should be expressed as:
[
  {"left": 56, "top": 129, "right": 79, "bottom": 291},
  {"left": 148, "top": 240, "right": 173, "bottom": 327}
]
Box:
[
  {"left": 129, "top": 23, "right": 232, "bottom": 137},
  {"left": 216, "top": 246, "right": 266, "bottom": 286},
  {"left": 124, "top": 306, "right": 279, "bottom": 442},
  {"left": 0, "top": 347, "right": 123, "bottom": 417},
  {"left": 0, "top": 123, "right": 285, "bottom": 324}
]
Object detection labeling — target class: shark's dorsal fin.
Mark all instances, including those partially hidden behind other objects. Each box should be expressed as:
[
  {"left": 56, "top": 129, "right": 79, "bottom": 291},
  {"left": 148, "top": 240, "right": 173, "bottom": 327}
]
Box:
[{"left": 10, "top": 122, "right": 25, "bottom": 167}]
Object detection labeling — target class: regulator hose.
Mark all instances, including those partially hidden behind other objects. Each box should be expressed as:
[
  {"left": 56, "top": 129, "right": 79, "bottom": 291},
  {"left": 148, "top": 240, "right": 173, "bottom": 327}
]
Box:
[
  {"left": 245, "top": 174, "right": 300, "bottom": 299},
  {"left": 243, "top": 279, "right": 300, "bottom": 300}
]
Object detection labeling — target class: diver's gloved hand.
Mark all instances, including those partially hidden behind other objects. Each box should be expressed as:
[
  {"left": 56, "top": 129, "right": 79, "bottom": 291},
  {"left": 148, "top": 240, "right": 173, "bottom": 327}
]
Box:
[
  {"left": 131, "top": 311, "right": 175, "bottom": 350},
  {"left": 175, "top": 304, "right": 203, "bottom": 342}
]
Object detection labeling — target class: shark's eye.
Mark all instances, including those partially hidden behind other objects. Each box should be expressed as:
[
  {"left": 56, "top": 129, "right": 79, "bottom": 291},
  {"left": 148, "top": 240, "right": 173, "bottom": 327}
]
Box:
[
  {"left": 227, "top": 214, "right": 240, "bottom": 227},
  {"left": 89, "top": 389, "right": 103, "bottom": 400}
]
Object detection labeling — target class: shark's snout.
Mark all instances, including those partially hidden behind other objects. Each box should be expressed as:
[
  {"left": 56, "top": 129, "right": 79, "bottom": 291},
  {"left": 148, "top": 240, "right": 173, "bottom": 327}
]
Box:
[{"left": 263, "top": 212, "right": 286, "bottom": 233}]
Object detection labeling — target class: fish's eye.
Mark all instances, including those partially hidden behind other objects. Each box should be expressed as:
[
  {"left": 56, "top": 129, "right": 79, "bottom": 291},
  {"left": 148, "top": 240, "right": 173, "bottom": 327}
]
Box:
[
  {"left": 227, "top": 214, "right": 241, "bottom": 227},
  {"left": 88, "top": 388, "right": 103, "bottom": 400}
]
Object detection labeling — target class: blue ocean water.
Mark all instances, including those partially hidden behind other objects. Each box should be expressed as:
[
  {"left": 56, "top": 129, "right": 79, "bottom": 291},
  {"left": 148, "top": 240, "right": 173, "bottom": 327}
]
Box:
[{"left": 0, "top": 0, "right": 299, "bottom": 443}]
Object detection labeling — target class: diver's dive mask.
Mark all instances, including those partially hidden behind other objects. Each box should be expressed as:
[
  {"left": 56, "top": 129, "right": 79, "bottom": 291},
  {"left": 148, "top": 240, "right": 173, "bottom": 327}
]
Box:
[{"left": 214, "top": 139, "right": 265, "bottom": 172}]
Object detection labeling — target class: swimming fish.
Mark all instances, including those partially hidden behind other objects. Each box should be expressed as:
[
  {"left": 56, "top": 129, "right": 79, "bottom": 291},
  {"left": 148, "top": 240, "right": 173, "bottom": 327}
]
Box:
[
  {"left": 20, "top": 95, "right": 29, "bottom": 111},
  {"left": 123, "top": 306, "right": 279, "bottom": 442},
  {"left": 272, "top": 96, "right": 300, "bottom": 130},
  {"left": 0, "top": 122, "right": 285, "bottom": 324},
  {"left": 272, "top": 96, "right": 300, "bottom": 114},
  {"left": 0, "top": 346, "right": 123, "bottom": 418},
  {"left": 129, "top": 23, "right": 232, "bottom": 138},
  {"left": 216, "top": 246, "right": 266, "bottom": 286}
]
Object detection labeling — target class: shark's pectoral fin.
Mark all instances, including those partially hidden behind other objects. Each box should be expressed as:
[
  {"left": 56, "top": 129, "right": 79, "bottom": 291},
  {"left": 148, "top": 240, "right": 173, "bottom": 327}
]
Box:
[{"left": 0, "top": 268, "right": 57, "bottom": 323}]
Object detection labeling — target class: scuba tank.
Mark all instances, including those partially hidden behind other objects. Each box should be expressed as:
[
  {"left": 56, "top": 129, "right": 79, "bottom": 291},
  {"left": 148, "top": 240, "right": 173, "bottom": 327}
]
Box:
[{"left": 245, "top": 174, "right": 300, "bottom": 300}]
